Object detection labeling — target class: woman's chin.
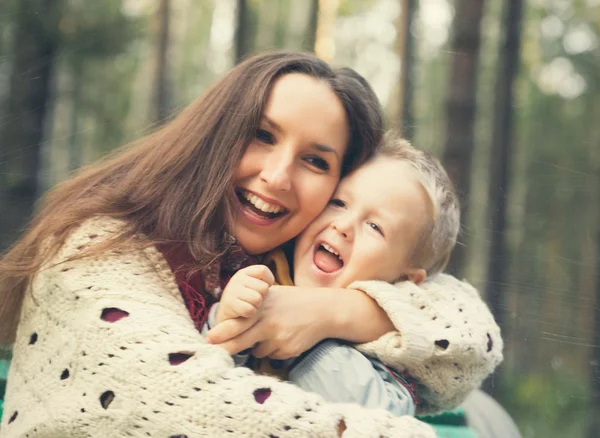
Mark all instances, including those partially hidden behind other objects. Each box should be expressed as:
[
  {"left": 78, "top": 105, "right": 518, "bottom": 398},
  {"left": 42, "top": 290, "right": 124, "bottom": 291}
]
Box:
[{"left": 233, "top": 227, "right": 286, "bottom": 255}]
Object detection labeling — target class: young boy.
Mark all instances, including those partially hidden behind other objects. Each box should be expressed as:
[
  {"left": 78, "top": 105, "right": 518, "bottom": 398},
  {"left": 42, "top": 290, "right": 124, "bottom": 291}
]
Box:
[{"left": 205, "top": 136, "right": 460, "bottom": 416}]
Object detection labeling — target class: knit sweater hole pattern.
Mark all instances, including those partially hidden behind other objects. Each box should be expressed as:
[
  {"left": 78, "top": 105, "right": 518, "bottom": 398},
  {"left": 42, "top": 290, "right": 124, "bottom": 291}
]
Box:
[{"left": 1, "top": 218, "right": 498, "bottom": 436}]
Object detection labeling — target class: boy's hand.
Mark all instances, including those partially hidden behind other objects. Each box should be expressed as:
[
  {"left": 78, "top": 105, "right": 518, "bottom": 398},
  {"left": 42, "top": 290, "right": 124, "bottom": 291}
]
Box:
[
  {"left": 209, "top": 285, "right": 335, "bottom": 358},
  {"left": 216, "top": 265, "right": 275, "bottom": 324}
]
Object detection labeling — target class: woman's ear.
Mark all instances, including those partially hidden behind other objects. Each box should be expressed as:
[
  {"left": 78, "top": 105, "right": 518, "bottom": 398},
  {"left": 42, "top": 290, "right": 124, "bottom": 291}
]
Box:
[{"left": 407, "top": 268, "right": 426, "bottom": 285}]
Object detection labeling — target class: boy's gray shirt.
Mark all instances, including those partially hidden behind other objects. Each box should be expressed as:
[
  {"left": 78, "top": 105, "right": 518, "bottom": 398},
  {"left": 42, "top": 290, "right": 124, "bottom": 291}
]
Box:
[{"left": 204, "top": 303, "right": 416, "bottom": 416}]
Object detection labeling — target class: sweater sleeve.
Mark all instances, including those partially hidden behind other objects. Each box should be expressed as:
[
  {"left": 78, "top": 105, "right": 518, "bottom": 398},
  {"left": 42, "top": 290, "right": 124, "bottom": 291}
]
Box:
[
  {"left": 349, "top": 275, "right": 503, "bottom": 415},
  {"left": 0, "top": 219, "right": 436, "bottom": 438}
]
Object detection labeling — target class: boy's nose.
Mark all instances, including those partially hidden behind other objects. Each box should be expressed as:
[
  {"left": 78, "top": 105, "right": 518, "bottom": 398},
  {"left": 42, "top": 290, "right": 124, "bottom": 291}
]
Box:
[{"left": 332, "top": 218, "right": 354, "bottom": 241}]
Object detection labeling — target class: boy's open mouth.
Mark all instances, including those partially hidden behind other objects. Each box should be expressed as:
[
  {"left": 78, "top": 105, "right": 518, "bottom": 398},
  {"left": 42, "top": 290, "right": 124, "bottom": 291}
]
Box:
[
  {"left": 236, "top": 189, "right": 288, "bottom": 219},
  {"left": 313, "top": 242, "right": 344, "bottom": 273}
]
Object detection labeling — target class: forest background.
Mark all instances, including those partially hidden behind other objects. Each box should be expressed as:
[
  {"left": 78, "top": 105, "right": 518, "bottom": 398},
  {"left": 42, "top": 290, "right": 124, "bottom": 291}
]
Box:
[{"left": 0, "top": 1, "right": 599, "bottom": 437}]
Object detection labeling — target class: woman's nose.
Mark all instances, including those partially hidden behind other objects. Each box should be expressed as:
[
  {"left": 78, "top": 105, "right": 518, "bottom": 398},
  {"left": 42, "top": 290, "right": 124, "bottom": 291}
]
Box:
[{"left": 259, "top": 152, "right": 293, "bottom": 192}]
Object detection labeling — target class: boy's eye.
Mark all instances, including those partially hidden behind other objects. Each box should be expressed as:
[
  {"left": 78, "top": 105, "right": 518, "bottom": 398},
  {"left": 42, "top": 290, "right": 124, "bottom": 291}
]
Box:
[
  {"left": 256, "top": 129, "right": 275, "bottom": 144},
  {"left": 304, "top": 156, "right": 330, "bottom": 171},
  {"left": 329, "top": 198, "right": 346, "bottom": 208},
  {"left": 368, "top": 222, "right": 384, "bottom": 236}
]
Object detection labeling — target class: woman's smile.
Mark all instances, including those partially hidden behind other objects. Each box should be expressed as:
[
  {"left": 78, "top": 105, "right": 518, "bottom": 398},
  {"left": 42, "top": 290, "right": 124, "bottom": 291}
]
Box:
[{"left": 235, "top": 188, "right": 289, "bottom": 226}]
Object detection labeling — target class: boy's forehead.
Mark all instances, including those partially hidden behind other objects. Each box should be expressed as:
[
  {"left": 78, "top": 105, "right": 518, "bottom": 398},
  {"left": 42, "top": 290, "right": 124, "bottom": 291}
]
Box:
[
  {"left": 339, "top": 158, "right": 417, "bottom": 192},
  {"left": 341, "top": 159, "right": 430, "bottom": 222},
  {"left": 338, "top": 158, "right": 386, "bottom": 189}
]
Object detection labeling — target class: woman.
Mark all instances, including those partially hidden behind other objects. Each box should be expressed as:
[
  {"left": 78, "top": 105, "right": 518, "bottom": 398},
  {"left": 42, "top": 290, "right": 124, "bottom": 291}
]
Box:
[{"left": 0, "top": 52, "right": 500, "bottom": 437}]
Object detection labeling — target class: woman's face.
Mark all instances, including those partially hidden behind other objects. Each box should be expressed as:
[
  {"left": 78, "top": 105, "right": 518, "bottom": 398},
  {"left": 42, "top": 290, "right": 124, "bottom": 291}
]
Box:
[{"left": 231, "top": 73, "right": 349, "bottom": 255}]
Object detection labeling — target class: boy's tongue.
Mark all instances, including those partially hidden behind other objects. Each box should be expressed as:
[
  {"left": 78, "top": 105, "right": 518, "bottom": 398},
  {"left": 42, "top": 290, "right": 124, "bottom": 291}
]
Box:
[{"left": 314, "top": 248, "right": 343, "bottom": 273}]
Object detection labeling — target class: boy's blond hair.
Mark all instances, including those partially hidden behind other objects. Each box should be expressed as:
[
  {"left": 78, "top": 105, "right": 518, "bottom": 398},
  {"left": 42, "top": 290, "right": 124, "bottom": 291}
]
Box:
[{"left": 377, "top": 135, "right": 460, "bottom": 277}]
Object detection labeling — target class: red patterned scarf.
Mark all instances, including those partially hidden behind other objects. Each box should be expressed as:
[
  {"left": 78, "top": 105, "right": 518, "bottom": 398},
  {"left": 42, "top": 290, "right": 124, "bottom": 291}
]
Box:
[{"left": 158, "top": 238, "right": 262, "bottom": 332}]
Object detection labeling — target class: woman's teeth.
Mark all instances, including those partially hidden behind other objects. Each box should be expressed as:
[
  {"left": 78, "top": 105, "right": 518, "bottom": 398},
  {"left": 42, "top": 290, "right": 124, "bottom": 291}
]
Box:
[{"left": 242, "top": 191, "right": 283, "bottom": 213}]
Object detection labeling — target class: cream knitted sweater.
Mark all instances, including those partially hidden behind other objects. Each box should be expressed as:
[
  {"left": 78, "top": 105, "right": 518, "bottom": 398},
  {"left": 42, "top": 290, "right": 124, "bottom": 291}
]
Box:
[{"left": 0, "top": 218, "right": 501, "bottom": 437}]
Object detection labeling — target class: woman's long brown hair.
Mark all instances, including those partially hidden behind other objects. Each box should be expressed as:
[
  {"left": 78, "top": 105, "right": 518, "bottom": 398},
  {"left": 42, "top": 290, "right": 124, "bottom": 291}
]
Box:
[{"left": 0, "top": 51, "right": 383, "bottom": 343}]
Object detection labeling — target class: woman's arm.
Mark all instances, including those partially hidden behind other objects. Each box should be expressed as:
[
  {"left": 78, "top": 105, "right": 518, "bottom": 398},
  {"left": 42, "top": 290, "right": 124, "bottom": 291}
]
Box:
[
  {"left": 207, "top": 285, "right": 394, "bottom": 358},
  {"left": 324, "top": 287, "right": 396, "bottom": 343},
  {"left": 0, "top": 218, "right": 435, "bottom": 438},
  {"left": 350, "top": 276, "right": 503, "bottom": 414},
  {"left": 208, "top": 276, "right": 502, "bottom": 415}
]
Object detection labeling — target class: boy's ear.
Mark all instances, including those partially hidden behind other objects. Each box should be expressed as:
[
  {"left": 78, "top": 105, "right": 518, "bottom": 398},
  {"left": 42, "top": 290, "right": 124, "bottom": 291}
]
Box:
[{"left": 407, "top": 268, "right": 426, "bottom": 285}]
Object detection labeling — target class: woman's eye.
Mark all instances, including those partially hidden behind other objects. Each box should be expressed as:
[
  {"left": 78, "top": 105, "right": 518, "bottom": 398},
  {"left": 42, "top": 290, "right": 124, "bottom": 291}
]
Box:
[
  {"left": 368, "top": 222, "right": 384, "bottom": 236},
  {"left": 305, "top": 156, "right": 330, "bottom": 171},
  {"left": 329, "top": 198, "right": 346, "bottom": 208},
  {"left": 255, "top": 129, "right": 275, "bottom": 144}
]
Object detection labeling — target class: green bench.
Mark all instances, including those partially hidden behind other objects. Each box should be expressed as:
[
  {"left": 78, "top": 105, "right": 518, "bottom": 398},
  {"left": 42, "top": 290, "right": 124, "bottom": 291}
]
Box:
[
  {"left": 0, "top": 355, "right": 8, "bottom": 423},
  {"left": 1, "top": 347, "right": 11, "bottom": 425},
  {"left": 419, "top": 408, "right": 479, "bottom": 437}
]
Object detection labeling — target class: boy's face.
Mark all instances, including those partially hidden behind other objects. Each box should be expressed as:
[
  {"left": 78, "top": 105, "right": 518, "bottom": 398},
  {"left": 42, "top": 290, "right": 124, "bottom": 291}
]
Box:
[{"left": 293, "top": 157, "right": 431, "bottom": 288}]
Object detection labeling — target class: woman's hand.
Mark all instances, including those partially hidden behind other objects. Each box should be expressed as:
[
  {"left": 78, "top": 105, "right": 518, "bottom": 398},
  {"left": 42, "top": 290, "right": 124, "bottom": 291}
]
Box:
[
  {"left": 207, "top": 285, "right": 333, "bottom": 359},
  {"left": 206, "top": 285, "right": 395, "bottom": 359}
]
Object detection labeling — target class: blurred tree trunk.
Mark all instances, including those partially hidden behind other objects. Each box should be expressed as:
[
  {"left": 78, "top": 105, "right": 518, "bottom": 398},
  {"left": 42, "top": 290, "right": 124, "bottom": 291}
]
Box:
[
  {"left": 0, "top": 0, "right": 8, "bottom": 57},
  {"left": 303, "top": 0, "right": 320, "bottom": 52},
  {"left": 255, "top": 0, "right": 283, "bottom": 50},
  {"left": 314, "top": 0, "right": 340, "bottom": 63},
  {"left": 273, "top": 1, "right": 287, "bottom": 48},
  {"left": 483, "top": 0, "right": 523, "bottom": 393},
  {"left": 587, "top": 96, "right": 600, "bottom": 438},
  {"left": 235, "top": 0, "right": 253, "bottom": 63},
  {"left": 152, "top": 0, "right": 172, "bottom": 124},
  {"left": 442, "top": 0, "right": 485, "bottom": 277},
  {"left": 68, "top": 60, "right": 84, "bottom": 170},
  {"left": 0, "top": 0, "right": 62, "bottom": 252},
  {"left": 397, "top": 0, "right": 416, "bottom": 141},
  {"left": 512, "top": 88, "right": 551, "bottom": 374},
  {"left": 590, "top": 190, "right": 600, "bottom": 438}
]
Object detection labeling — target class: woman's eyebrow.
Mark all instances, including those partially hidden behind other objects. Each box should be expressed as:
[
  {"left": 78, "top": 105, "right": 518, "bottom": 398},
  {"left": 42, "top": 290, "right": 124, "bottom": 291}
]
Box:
[
  {"left": 263, "top": 115, "right": 282, "bottom": 133},
  {"left": 315, "top": 143, "right": 340, "bottom": 159},
  {"left": 263, "top": 115, "right": 340, "bottom": 160}
]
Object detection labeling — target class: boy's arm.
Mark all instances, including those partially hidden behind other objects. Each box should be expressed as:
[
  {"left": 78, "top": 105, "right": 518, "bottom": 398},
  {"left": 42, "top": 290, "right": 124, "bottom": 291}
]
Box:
[
  {"left": 288, "top": 340, "right": 417, "bottom": 417},
  {"left": 349, "top": 274, "right": 504, "bottom": 414},
  {"left": 201, "top": 303, "right": 250, "bottom": 366},
  {"left": 216, "top": 264, "right": 274, "bottom": 323},
  {"left": 202, "top": 264, "right": 275, "bottom": 366}
]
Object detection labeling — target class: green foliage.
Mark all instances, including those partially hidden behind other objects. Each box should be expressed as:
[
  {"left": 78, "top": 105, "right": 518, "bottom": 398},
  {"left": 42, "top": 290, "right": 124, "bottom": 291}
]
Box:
[
  {"left": 54, "top": 1, "right": 148, "bottom": 168},
  {"left": 175, "top": 1, "right": 215, "bottom": 104},
  {"left": 59, "top": 0, "right": 143, "bottom": 60},
  {"left": 499, "top": 370, "right": 590, "bottom": 438}
]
